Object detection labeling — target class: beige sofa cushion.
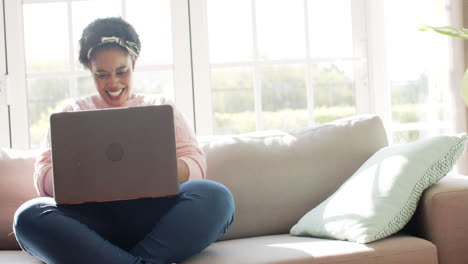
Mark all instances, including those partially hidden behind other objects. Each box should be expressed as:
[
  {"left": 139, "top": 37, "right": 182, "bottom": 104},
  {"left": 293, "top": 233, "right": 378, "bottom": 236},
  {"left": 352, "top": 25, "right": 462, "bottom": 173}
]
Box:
[
  {"left": 200, "top": 115, "right": 388, "bottom": 240},
  {"left": 0, "top": 251, "right": 43, "bottom": 264},
  {"left": 0, "top": 234, "right": 436, "bottom": 264},
  {"left": 183, "top": 234, "right": 436, "bottom": 264},
  {"left": 0, "top": 149, "right": 39, "bottom": 250}
]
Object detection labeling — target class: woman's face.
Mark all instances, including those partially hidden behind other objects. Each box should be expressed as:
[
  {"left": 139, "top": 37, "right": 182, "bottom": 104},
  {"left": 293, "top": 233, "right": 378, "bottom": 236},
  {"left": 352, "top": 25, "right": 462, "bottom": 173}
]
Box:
[{"left": 90, "top": 47, "right": 135, "bottom": 107}]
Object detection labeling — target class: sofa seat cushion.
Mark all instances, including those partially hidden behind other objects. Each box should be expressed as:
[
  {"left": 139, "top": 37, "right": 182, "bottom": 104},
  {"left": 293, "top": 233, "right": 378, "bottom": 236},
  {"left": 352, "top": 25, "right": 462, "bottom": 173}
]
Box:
[
  {"left": 0, "top": 235, "right": 436, "bottom": 264},
  {"left": 0, "top": 251, "right": 43, "bottom": 264},
  {"left": 182, "top": 234, "right": 437, "bottom": 264}
]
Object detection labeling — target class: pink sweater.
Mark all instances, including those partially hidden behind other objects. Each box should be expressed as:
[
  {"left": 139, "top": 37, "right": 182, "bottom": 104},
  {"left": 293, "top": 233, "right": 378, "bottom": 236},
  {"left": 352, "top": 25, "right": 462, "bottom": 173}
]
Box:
[{"left": 34, "top": 93, "right": 206, "bottom": 197}]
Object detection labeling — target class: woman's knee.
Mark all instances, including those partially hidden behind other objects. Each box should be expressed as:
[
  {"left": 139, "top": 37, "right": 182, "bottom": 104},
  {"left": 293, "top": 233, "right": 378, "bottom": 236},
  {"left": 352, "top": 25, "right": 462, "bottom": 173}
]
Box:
[
  {"left": 13, "top": 197, "right": 57, "bottom": 237},
  {"left": 181, "top": 180, "right": 235, "bottom": 218}
]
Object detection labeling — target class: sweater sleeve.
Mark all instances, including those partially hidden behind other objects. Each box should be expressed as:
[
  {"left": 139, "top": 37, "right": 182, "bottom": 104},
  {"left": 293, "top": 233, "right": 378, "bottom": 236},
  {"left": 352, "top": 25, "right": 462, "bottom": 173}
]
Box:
[
  {"left": 166, "top": 100, "right": 207, "bottom": 181},
  {"left": 34, "top": 148, "right": 54, "bottom": 197},
  {"left": 33, "top": 103, "right": 74, "bottom": 197}
]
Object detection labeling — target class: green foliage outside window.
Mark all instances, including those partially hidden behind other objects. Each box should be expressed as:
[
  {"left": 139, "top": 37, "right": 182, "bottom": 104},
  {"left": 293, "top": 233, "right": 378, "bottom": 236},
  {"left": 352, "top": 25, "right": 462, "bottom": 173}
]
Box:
[{"left": 27, "top": 62, "right": 428, "bottom": 147}]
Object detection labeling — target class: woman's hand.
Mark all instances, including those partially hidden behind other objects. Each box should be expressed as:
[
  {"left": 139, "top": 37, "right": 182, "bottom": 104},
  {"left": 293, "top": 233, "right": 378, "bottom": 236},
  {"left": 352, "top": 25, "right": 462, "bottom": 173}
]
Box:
[{"left": 177, "top": 159, "right": 189, "bottom": 183}]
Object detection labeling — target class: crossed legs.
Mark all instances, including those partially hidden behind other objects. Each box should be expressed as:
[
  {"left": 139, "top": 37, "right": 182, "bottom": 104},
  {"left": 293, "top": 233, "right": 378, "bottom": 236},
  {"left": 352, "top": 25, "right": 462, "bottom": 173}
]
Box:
[{"left": 13, "top": 180, "right": 235, "bottom": 264}]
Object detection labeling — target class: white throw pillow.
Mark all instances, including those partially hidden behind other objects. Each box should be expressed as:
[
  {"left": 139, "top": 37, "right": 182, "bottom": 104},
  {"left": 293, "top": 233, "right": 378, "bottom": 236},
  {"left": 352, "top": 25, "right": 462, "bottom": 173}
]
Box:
[{"left": 290, "top": 134, "right": 467, "bottom": 243}]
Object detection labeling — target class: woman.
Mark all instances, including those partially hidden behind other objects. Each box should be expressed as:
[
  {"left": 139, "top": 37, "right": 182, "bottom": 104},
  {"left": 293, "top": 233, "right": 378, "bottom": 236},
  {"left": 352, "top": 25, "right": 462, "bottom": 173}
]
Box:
[{"left": 13, "top": 17, "right": 235, "bottom": 264}]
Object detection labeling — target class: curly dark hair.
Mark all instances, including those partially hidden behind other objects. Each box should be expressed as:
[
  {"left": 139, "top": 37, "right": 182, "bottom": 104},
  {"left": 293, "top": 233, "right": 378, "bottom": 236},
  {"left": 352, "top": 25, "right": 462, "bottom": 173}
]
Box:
[{"left": 78, "top": 17, "right": 141, "bottom": 69}]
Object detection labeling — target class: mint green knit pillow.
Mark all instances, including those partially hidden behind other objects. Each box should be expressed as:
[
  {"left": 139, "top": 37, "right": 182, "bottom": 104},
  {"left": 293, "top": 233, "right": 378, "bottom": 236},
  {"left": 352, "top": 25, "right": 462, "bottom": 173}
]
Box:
[{"left": 290, "top": 134, "right": 467, "bottom": 243}]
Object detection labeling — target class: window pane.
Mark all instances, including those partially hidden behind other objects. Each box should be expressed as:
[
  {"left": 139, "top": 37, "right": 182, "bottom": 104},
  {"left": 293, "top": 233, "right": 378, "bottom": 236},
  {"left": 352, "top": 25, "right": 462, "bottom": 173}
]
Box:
[
  {"left": 211, "top": 67, "right": 255, "bottom": 134},
  {"left": 77, "top": 72, "right": 175, "bottom": 100},
  {"left": 308, "top": 0, "right": 353, "bottom": 58},
  {"left": 27, "top": 78, "right": 69, "bottom": 148},
  {"left": 132, "top": 71, "right": 174, "bottom": 100},
  {"left": 256, "top": 0, "right": 305, "bottom": 60},
  {"left": 260, "top": 64, "right": 308, "bottom": 130},
  {"left": 386, "top": 0, "right": 451, "bottom": 142},
  {"left": 392, "top": 130, "right": 420, "bottom": 144},
  {"left": 77, "top": 76, "right": 96, "bottom": 98},
  {"left": 23, "top": 3, "right": 69, "bottom": 72},
  {"left": 72, "top": 0, "right": 122, "bottom": 71},
  {"left": 126, "top": 0, "right": 173, "bottom": 66},
  {"left": 393, "top": 126, "right": 451, "bottom": 145},
  {"left": 207, "top": 0, "right": 253, "bottom": 63},
  {"left": 390, "top": 78, "right": 427, "bottom": 124},
  {"left": 312, "top": 62, "right": 356, "bottom": 123}
]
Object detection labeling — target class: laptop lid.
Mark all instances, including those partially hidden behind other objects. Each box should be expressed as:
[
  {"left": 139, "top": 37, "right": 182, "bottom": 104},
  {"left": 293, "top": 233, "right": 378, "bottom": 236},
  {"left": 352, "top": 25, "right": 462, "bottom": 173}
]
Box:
[{"left": 50, "top": 105, "right": 179, "bottom": 204}]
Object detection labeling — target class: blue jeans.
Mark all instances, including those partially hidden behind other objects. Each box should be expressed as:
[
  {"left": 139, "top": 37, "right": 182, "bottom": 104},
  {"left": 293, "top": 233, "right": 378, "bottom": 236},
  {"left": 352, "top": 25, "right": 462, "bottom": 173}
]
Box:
[{"left": 13, "top": 180, "right": 235, "bottom": 264}]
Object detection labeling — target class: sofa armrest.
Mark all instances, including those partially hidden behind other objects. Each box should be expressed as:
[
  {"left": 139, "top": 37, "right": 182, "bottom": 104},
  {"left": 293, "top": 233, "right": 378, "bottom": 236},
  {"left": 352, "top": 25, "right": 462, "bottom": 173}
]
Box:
[{"left": 412, "top": 173, "right": 468, "bottom": 264}]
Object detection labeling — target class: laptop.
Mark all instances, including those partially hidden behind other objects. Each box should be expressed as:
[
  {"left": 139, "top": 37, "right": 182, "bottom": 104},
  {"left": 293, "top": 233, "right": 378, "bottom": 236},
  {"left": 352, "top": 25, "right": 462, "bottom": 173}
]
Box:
[{"left": 49, "top": 105, "right": 180, "bottom": 205}]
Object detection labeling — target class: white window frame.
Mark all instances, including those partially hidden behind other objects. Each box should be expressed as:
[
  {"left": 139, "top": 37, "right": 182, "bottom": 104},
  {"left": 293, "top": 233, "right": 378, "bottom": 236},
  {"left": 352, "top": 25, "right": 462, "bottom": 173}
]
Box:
[
  {"left": 363, "top": 0, "right": 391, "bottom": 140},
  {"left": 189, "top": 0, "right": 212, "bottom": 136},
  {"left": 4, "top": 0, "right": 28, "bottom": 150},
  {"left": 0, "top": 0, "right": 11, "bottom": 148},
  {"left": 3, "top": 0, "right": 194, "bottom": 149},
  {"left": 448, "top": 0, "right": 465, "bottom": 133},
  {"left": 172, "top": 0, "right": 195, "bottom": 127}
]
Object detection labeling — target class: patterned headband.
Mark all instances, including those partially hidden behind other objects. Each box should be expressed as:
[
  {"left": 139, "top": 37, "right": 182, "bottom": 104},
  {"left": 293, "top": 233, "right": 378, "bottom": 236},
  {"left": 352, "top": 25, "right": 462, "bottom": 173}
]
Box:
[{"left": 86, "top": 36, "right": 140, "bottom": 59}]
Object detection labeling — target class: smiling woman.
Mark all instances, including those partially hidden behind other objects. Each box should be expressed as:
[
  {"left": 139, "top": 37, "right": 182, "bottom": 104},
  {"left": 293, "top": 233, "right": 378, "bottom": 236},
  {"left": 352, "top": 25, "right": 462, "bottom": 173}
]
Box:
[
  {"left": 11, "top": 17, "right": 236, "bottom": 264},
  {"left": 78, "top": 17, "right": 140, "bottom": 107},
  {"left": 90, "top": 43, "right": 135, "bottom": 106}
]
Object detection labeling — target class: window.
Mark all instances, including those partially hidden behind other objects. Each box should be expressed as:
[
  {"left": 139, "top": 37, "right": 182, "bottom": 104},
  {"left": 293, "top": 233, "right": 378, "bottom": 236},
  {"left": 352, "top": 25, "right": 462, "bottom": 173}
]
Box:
[
  {"left": 191, "top": 0, "right": 363, "bottom": 135},
  {"left": 23, "top": 0, "right": 177, "bottom": 148},
  {"left": 1, "top": 0, "right": 457, "bottom": 148},
  {"left": 5, "top": 0, "right": 192, "bottom": 149},
  {"left": 385, "top": 0, "right": 452, "bottom": 143},
  {"left": 191, "top": 0, "right": 454, "bottom": 140}
]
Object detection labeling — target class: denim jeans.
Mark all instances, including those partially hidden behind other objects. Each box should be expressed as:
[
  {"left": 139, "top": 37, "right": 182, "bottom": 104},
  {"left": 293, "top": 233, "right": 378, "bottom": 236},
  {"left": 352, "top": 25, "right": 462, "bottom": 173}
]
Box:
[{"left": 13, "top": 180, "right": 235, "bottom": 264}]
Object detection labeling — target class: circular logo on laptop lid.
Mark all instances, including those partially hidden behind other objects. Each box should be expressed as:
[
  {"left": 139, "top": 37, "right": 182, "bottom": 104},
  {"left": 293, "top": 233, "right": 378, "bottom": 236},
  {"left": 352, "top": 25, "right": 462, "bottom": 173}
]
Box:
[{"left": 106, "top": 142, "right": 124, "bottom": 161}]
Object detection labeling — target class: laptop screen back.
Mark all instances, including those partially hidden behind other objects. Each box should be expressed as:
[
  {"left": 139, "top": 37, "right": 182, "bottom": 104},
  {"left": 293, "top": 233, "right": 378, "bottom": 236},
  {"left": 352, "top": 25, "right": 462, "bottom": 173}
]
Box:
[{"left": 50, "top": 105, "right": 179, "bottom": 204}]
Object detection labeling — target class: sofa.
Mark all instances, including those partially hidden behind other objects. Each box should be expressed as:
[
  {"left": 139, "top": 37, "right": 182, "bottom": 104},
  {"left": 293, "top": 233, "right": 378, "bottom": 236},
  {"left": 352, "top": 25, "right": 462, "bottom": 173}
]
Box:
[{"left": 2, "top": 114, "right": 468, "bottom": 264}]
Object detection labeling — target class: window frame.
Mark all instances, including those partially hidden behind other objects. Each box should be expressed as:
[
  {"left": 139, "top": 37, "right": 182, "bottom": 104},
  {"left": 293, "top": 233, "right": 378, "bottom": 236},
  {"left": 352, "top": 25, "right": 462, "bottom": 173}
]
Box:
[
  {"left": 4, "top": 0, "right": 28, "bottom": 149},
  {"left": 0, "top": 0, "right": 10, "bottom": 148}
]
